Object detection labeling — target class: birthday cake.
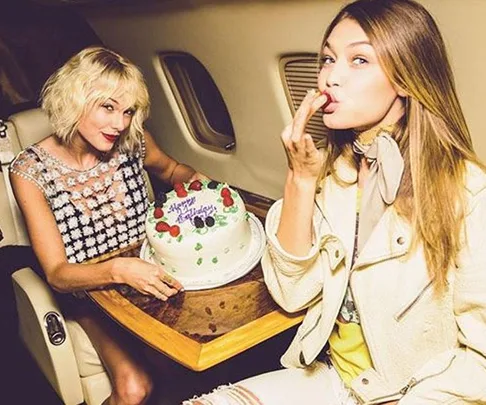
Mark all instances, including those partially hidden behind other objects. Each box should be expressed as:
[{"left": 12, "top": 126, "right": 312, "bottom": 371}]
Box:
[{"left": 142, "top": 180, "right": 265, "bottom": 289}]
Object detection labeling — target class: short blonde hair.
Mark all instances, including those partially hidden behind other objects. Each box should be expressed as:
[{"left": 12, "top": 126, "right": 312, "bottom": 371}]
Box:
[{"left": 41, "top": 46, "right": 150, "bottom": 153}]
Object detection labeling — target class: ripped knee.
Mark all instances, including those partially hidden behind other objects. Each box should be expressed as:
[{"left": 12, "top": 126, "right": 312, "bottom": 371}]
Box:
[{"left": 182, "top": 384, "right": 264, "bottom": 405}]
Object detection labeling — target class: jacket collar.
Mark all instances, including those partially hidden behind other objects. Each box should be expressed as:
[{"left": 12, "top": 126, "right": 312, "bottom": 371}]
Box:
[
  {"left": 316, "top": 156, "right": 357, "bottom": 270},
  {"left": 316, "top": 156, "right": 410, "bottom": 269}
]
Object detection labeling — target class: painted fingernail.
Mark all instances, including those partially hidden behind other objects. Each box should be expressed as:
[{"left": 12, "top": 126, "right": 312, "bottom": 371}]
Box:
[{"left": 307, "top": 89, "right": 316, "bottom": 96}]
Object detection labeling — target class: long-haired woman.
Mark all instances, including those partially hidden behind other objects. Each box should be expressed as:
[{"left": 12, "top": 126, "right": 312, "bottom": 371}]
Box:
[{"left": 183, "top": 0, "right": 486, "bottom": 403}]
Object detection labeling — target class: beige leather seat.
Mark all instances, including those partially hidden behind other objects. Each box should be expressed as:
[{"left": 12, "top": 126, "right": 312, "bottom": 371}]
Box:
[{"left": 1, "top": 109, "right": 111, "bottom": 405}]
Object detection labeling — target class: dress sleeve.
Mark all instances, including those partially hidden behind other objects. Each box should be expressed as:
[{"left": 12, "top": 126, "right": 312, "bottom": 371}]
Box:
[{"left": 8, "top": 148, "right": 48, "bottom": 197}]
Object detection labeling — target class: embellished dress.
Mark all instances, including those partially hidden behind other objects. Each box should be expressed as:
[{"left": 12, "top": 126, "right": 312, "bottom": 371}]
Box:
[{"left": 9, "top": 143, "right": 149, "bottom": 312}]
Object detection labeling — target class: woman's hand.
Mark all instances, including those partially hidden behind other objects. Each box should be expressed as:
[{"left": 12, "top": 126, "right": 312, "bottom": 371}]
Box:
[
  {"left": 281, "top": 89, "right": 329, "bottom": 180},
  {"left": 114, "top": 257, "right": 183, "bottom": 301}
]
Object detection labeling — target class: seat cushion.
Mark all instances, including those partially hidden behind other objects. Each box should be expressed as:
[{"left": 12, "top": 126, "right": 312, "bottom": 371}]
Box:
[
  {"left": 0, "top": 173, "right": 19, "bottom": 247},
  {"left": 66, "top": 319, "right": 105, "bottom": 377},
  {"left": 1, "top": 119, "right": 27, "bottom": 247},
  {"left": 9, "top": 108, "right": 53, "bottom": 149}
]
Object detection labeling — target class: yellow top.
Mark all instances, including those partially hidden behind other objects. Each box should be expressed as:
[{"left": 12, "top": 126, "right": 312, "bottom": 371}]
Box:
[
  {"left": 328, "top": 188, "right": 373, "bottom": 386},
  {"left": 329, "top": 320, "right": 373, "bottom": 386}
]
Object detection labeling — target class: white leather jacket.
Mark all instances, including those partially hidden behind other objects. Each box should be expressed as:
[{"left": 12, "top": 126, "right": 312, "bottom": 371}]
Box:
[{"left": 261, "top": 158, "right": 486, "bottom": 404}]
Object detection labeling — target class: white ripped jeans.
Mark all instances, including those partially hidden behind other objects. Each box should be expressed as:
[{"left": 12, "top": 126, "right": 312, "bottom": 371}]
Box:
[{"left": 182, "top": 361, "right": 359, "bottom": 405}]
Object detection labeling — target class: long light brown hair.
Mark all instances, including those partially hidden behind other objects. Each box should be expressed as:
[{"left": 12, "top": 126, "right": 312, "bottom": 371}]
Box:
[{"left": 319, "top": 0, "right": 484, "bottom": 292}]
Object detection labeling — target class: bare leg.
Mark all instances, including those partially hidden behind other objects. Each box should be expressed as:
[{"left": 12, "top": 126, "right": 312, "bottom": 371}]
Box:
[{"left": 76, "top": 312, "right": 153, "bottom": 405}]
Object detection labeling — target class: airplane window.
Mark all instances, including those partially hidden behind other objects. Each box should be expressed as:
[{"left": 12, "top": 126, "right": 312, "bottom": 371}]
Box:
[
  {"left": 280, "top": 54, "right": 329, "bottom": 148},
  {"left": 159, "top": 52, "right": 236, "bottom": 152}
]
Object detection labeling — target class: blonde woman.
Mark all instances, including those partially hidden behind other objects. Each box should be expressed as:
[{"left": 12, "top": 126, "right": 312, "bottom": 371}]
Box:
[
  {"left": 9, "top": 46, "right": 205, "bottom": 405},
  {"left": 183, "top": 0, "right": 486, "bottom": 404}
]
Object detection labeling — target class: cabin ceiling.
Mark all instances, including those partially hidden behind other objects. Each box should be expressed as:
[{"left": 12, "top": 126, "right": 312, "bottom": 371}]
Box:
[{"left": 5, "top": 0, "right": 486, "bottom": 198}]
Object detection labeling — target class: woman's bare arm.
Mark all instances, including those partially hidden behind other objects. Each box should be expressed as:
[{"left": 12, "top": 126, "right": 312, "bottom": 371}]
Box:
[
  {"left": 143, "top": 130, "right": 207, "bottom": 185},
  {"left": 10, "top": 172, "right": 182, "bottom": 299},
  {"left": 276, "top": 90, "right": 328, "bottom": 255}
]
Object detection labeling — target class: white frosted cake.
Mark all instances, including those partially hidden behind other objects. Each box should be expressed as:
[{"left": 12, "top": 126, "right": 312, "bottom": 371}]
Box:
[{"left": 143, "top": 180, "right": 260, "bottom": 287}]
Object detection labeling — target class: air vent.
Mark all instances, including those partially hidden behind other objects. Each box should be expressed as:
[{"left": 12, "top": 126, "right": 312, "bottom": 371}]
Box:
[
  {"left": 280, "top": 54, "right": 327, "bottom": 148},
  {"left": 159, "top": 52, "right": 236, "bottom": 153}
]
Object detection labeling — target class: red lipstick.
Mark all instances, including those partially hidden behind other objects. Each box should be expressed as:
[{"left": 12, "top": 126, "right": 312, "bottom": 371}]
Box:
[
  {"left": 103, "top": 133, "right": 118, "bottom": 143},
  {"left": 321, "top": 91, "right": 333, "bottom": 112}
]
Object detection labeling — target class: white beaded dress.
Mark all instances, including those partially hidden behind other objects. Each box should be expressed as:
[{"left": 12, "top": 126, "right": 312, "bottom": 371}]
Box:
[{"left": 9, "top": 143, "right": 149, "bottom": 264}]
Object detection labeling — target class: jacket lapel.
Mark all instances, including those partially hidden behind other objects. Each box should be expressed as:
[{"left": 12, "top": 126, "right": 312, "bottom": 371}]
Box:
[
  {"left": 316, "top": 156, "right": 412, "bottom": 270},
  {"left": 353, "top": 208, "right": 411, "bottom": 269},
  {"left": 316, "top": 157, "right": 358, "bottom": 271}
]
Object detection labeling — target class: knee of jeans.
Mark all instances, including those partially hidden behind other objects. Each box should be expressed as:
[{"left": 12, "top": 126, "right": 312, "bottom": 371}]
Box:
[{"left": 182, "top": 384, "right": 263, "bottom": 405}]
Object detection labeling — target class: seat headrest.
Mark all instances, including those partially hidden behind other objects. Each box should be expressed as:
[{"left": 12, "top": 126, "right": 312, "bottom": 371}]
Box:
[{"left": 9, "top": 108, "right": 54, "bottom": 149}]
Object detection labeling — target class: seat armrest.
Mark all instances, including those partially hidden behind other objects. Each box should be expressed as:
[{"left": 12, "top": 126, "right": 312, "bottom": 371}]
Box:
[{"left": 11, "top": 267, "right": 84, "bottom": 405}]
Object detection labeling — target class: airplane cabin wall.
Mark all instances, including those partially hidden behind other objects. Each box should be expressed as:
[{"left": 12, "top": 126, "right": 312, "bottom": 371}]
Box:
[{"left": 79, "top": 0, "right": 486, "bottom": 199}]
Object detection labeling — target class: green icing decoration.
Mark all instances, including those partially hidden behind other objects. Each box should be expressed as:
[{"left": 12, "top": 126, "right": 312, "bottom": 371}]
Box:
[
  {"left": 213, "top": 213, "right": 228, "bottom": 227},
  {"left": 223, "top": 205, "right": 239, "bottom": 214},
  {"left": 195, "top": 243, "right": 203, "bottom": 251},
  {"left": 177, "top": 234, "right": 183, "bottom": 242},
  {"left": 197, "top": 258, "right": 203, "bottom": 265},
  {"left": 212, "top": 257, "right": 218, "bottom": 264},
  {"left": 224, "top": 247, "right": 230, "bottom": 254}
]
